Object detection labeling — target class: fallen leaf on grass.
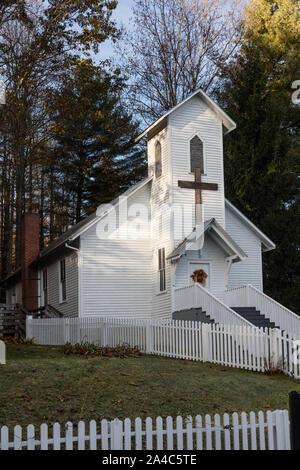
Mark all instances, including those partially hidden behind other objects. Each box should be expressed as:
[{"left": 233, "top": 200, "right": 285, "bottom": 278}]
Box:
[
  {"left": 129, "top": 382, "right": 138, "bottom": 387},
  {"left": 58, "top": 396, "right": 71, "bottom": 402}
]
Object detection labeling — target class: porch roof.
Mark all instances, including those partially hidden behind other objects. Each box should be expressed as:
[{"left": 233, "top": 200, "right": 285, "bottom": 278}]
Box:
[{"left": 167, "top": 219, "right": 247, "bottom": 262}]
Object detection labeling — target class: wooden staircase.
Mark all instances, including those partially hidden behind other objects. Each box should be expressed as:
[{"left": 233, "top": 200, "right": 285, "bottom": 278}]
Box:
[
  {"left": 32, "top": 305, "right": 63, "bottom": 319},
  {"left": 172, "top": 307, "right": 214, "bottom": 324},
  {"left": 230, "top": 307, "right": 279, "bottom": 329},
  {"left": 0, "top": 304, "right": 28, "bottom": 337},
  {"left": 0, "top": 304, "right": 63, "bottom": 338}
]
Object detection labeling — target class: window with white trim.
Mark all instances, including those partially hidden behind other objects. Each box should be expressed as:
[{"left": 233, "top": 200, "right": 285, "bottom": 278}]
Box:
[
  {"left": 42, "top": 268, "right": 48, "bottom": 306},
  {"left": 60, "top": 258, "right": 67, "bottom": 302},
  {"left": 190, "top": 136, "right": 204, "bottom": 173},
  {"left": 155, "top": 141, "right": 162, "bottom": 178},
  {"left": 158, "top": 248, "right": 166, "bottom": 292}
]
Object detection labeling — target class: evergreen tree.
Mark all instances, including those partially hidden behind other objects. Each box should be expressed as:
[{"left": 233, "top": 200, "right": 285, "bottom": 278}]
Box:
[
  {"left": 218, "top": 0, "right": 300, "bottom": 311},
  {"left": 0, "top": 0, "right": 120, "bottom": 275},
  {"left": 49, "top": 61, "right": 146, "bottom": 221}
]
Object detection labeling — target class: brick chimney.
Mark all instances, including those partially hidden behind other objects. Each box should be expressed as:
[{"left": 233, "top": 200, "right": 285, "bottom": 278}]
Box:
[{"left": 21, "top": 213, "right": 40, "bottom": 311}]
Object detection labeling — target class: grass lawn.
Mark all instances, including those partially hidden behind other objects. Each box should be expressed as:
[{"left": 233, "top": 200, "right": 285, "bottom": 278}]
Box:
[{"left": 1, "top": 344, "right": 300, "bottom": 428}]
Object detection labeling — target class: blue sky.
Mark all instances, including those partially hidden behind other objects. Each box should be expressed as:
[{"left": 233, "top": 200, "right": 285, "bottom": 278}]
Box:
[
  {"left": 98, "top": 0, "right": 134, "bottom": 59},
  {"left": 114, "top": 0, "right": 134, "bottom": 25}
]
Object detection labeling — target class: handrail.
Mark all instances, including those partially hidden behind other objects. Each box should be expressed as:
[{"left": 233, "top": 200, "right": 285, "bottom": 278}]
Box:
[
  {"left": 249, "top": 284, "right": 300, "bottom": 320},
  {"left": 30, "top": 305, "right": 63, "bottom": 319},
  {"left": 224, "top": 284, "right": 300, "bottom": 335},
  {"left": 174, "top": 284, "right": 253, "bottom": 327}
]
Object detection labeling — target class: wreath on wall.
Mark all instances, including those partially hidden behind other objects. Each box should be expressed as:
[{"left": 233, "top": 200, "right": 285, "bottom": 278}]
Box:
[{"left": 190, "top": 269, "right": 208, "bottom": 286}]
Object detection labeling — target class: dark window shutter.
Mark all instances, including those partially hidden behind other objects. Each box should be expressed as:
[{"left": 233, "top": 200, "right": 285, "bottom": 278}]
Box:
[
  {"left": 155, "top": 141, "right": 162, "bottom": 178},
  {"left": 190, "top": 136, "right": 204, "bottom": 173}
]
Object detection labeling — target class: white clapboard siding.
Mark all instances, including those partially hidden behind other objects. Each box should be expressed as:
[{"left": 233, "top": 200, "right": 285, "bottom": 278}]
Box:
[
  {"left": 45, "top": 251, "right": 79, "bottom": 317},
  {"left": 169, "top": 95, "right": 226, "bottom": 233},
  {"left": 0, "top": 410, "right": 290, "bottom": 450},
  {"left": 80, "top": 183, "right": 153, "bottom": 319},
  {"left": 226, "top": 207, "right": 263, "bottom": 291},
  {"left": 148, "top": 127, "right": 173, "bottom": 319},
  {"left": 26, "top": 317, "right": 300, "bottom": 379}
]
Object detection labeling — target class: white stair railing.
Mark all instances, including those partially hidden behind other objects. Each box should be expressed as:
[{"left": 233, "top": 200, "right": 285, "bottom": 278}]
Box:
[
  {"left": 224, "top": 284, "right": 300, "bottom": 335},
  {"left": 174, "top": 284, "right": 253, "bottom": 327}
]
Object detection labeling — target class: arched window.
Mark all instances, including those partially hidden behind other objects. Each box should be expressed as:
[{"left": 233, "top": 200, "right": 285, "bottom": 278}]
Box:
[
  {"left": 155, "top": 141, "right": 162, "bottom": 178},
  {"left": 190, "top": 136, "right": 204, "bottom": 173}
]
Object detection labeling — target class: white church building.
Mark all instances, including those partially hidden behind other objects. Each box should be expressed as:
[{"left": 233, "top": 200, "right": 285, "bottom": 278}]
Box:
[{"left": 3, "top": 89, "right": 300, "bottom": 332}]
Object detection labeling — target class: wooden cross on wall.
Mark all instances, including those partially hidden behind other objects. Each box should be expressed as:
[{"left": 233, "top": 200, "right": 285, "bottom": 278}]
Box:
[{"left": 178, "top": 168, "right": 218, "bottom": 226}]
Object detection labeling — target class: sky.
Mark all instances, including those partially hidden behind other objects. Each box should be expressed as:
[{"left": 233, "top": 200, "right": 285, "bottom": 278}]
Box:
[
  {"left": 98, "top": 0, "right": 135, "bottom": 59},
  {"left": 114, "top": 0, "right": 134, "bottom": 25}
]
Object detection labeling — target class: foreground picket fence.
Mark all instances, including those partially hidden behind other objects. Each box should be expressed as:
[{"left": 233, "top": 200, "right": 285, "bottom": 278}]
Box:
[
  {"left": 0, "top": 410, "right": 290, "bottom": 450},
  {"left": 26, "top": 317, "right": 300, "bottom": 378}
]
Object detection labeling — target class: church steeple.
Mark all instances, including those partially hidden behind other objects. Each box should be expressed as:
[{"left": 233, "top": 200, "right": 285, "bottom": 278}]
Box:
[{"left": 136, "top": 89, "right": 236, "bottom": 245}]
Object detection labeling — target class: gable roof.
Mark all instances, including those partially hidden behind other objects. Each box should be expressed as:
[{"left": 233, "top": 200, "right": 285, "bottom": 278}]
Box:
[
  {"left": 38, "top": 212, "right": 97, "bottom": 260},
  {"left": 66, "top": 176, "right": 153, "bottom": 242},
  {"left": 136, "top": 89, "right": 236, "bottom": 142},
  {"left": 167, "top": 218, "right": 247, "bottom": 262},
  {"left": 225, "top": 199, "right": 276, "bottom": 252},
  {"left": 1, "top": 177, "right": 153, "bottom": 284},
  {"left": 32, "top": 176, "right": 153, "bottom": 264}
]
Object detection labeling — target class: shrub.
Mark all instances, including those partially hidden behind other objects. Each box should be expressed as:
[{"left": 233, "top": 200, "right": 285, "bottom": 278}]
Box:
[
  {"left": 0, "top": 336, "right": 35, "bottom": 345},
  {"left": 61, "top": 342, "right": 141, "bottom": 358}
]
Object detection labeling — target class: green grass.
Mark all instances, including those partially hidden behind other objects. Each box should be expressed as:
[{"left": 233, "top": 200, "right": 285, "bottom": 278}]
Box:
[{"left": 0, "top": 344, "right": 299, "bottom": 428}]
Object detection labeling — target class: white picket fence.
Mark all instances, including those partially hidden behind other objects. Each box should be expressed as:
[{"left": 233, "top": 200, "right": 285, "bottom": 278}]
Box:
[
  {"left": 0, "top": 410, "right": 291, "bottom": 450},
  {"left": 26, "top": 317, "right": 300, "bottom": 378},
  {"left": 27, "top": 317, "right": 300, "bottom": 378}
]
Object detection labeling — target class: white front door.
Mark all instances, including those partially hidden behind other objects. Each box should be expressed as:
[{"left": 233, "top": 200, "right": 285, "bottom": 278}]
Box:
[{"left": 188, "top": 262, "right": 211, "bottom": 291}]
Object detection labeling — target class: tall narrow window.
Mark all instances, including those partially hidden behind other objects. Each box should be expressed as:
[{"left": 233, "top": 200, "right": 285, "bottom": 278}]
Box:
[
  {"left": 42, "top": 268, "right": 48, "bottom": 306},
  {"left": 60, "top": 259, "right": 67, "bottom": 302},
  {"left": 190, "top": 136, "right": 204, "bottom": 173},
  {"left": 155, "top": 141, "right": 162, "bottom": 178},
  {"left": 158, "top": 248, "right": 166, "bottom": 292}
]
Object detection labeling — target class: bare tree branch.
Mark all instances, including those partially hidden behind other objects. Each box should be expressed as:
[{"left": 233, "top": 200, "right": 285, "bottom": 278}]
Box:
[{"left": 119, "top": 0, "right": 244, "bottom": 123}]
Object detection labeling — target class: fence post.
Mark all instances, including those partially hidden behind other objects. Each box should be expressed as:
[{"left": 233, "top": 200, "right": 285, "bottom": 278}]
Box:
[
  {"left": 110, "top": 419, "right": 123, "bottom": 450},
  {"left": 202, "top": 323, "right": 210, "bottom": 362},
  {"left": 64, "top": 319, "right": 70, "bottom": 344},
  {"left": 246, "top": 284, "right": 250, "bottom": 307},
  {"left": 146, "top": 320, "right": 153, "bottom": 354},
  {"left": 289, "top": 391, "right": 300, "bottom": 450},
  {"left": 273, "top": 410, "right": 290, "bottom": 450},
  {"left": 103, "top": 319, "right": 108, "bottom": 347},
  {"left": 270, "top": 328, "right": 279, "bottom": 370},
  {"left": 0, "top": 340, "right": 5, "bottom": 365},
  {"left": 26, "top": 316, "right": 33, "bottom": 340}
]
